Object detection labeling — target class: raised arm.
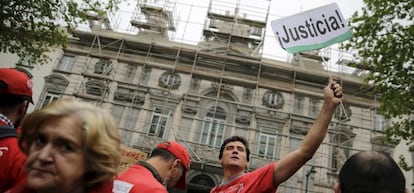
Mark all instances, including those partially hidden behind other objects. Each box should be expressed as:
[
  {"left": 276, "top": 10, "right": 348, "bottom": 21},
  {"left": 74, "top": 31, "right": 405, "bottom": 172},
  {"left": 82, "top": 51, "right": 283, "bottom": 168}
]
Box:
[{"left": 273, "top": 79, "right": 343, "bottom": 186}]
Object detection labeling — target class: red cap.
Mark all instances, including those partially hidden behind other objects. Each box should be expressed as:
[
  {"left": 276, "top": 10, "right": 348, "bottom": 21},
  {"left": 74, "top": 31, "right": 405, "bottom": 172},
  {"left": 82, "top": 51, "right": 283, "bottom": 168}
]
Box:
[
  {"left": 156, "top": 141, "right": 191, "bottom": 189},
  {"left": 0, "top": 68, "right": 33, "bottom": 103}
]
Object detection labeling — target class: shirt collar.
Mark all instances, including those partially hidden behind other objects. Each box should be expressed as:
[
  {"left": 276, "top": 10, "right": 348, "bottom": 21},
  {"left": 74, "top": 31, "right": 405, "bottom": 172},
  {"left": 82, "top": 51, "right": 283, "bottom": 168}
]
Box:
[{"left": 0, "top": 114, "right": 14, "bottom": 127}]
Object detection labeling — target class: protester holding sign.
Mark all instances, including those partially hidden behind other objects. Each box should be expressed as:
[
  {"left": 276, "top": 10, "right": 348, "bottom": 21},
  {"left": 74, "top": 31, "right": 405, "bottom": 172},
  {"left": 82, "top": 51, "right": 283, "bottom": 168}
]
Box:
[{"left": 210, "top": 79, "right": 343, "bottom": 193}]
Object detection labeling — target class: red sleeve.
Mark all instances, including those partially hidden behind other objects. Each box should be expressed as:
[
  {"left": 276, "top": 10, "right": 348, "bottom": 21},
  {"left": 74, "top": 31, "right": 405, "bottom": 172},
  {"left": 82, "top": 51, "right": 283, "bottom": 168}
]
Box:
[
  {"left": 88, "top": 180, "right": 114, "bottom": 193},
  {"left": 0, "top": 137, "right": 27, "bottom": 192}
]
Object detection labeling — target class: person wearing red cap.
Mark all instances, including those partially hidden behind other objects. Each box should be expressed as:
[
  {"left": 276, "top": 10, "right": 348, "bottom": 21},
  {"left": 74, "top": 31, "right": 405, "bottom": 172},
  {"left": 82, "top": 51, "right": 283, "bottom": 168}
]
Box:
[
  {"left": 113, "top": 141, "right": 191, "bottom": 193},
  {"left": 0, "top": 68, "right": 34, "bottom": 192}
]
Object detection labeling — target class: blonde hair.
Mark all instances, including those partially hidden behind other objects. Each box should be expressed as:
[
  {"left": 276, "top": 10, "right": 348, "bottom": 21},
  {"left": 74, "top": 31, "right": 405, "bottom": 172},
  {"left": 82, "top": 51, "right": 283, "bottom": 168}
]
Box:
[{"left": 19, "top": 98, "right": 121, "bottom": 187}]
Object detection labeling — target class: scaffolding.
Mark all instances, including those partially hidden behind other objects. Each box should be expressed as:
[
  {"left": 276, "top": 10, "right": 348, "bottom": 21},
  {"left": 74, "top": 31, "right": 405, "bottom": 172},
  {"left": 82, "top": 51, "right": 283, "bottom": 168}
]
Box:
[{"left": 52, "top": 0, "right": 390, "bottom": 192}]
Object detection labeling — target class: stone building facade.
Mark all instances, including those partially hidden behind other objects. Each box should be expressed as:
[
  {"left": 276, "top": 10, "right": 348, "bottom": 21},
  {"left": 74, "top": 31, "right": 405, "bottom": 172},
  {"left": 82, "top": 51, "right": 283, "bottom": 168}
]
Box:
[{"left": 4, "top": 0, "right": 412, "bottom": 192}]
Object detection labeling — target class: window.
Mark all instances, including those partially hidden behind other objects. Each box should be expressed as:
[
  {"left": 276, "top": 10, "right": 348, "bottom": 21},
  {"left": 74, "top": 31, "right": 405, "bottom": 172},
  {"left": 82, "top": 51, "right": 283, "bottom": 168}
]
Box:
[
  {"left": 294, "top": 95, "right": 304, "bottom": 114},
  {"left": 159, "top": 72, "right": 181, "bottom": 90},
  {"left": 374, "top": 113, "right": 389, "bottom": 131},
  {"left": 94, "top": 59, "right": 112, "bottom": 75},
  {"left": 258, "top": 131, "right": 278, "bottom": 159},
  {"left": 251, "top": 26, "right": 262, "bottom": 36},
  {"left": 200, "top": 106, "right": 226, "bottom": 148},
  {"left": 57, "top": 55, "right": 75, "bottom": 71},
  {"left": 200, "top": 118, "right": 225, "bottom": 148},
  {"left": 148, "top": 107, "right": 170, "bottom": 138},
  {"left": 330, "top": 132, "right": 353, "bottom": 171},
  {"left": 262, "top": 91, "right": 284, "bottom": 109},
  {"left": 309, "top": 99, "right": 320, "bottom": 117},
  {"left": 44, "top": 75, "right": 69, "bottom": 87},
  {"left": 41, "top": 92, "right": 60, "bottom": 108},
  {"left": 209, "top": 19, "right": 217, "bottom": 28},
  {"left": 86, "top": 80, "right": 108, "bottom": 96}
]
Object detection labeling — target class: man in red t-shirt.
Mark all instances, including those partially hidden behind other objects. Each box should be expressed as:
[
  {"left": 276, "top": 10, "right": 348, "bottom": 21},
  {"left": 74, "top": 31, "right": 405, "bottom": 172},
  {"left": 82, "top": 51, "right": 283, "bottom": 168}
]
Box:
[
  {"left": 0, "top": 68, "right": 34, "bottom": 192},
  {"left": 211, "top": 79, "right": 343, "bottom": 193},
  {"left": 113, "top": 141, "right": 191, "bottom": 193}
]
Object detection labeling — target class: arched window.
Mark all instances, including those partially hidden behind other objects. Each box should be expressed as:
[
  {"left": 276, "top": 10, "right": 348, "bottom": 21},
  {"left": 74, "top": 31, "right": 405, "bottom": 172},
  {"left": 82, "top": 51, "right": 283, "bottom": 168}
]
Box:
[
  {"left": 330, "top": 126, "right": 355, "bottom": 171},
  {"left": 159, "top": 72, "right": 181, "bottom": 90},
  {"left": 200, "top": 106, "right": 226, "bottom": 148},
  {"left": 262, "top": 91, "right": 284, "bottom": 109},
  {"left": 86, "top": 80, "right": 108, "bottom": 96},
  {"left": 188, "top": 174, "right": 215, "bottom": 193}
]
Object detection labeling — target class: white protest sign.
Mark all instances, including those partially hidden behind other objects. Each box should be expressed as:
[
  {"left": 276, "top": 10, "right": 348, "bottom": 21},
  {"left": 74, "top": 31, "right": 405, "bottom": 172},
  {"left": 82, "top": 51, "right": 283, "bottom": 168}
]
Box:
[{"left": 271, "top": 3, "right": 352, "bottom": 53}]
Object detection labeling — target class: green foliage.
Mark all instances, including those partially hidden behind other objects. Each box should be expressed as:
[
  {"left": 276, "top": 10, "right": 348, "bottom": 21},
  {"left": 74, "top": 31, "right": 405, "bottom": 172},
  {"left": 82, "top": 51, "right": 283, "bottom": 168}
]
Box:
[
  {"left": 342, "top": 0, "right": 414, "bottom": 170},
  {"left": 0, "top": 0, "right": 120, "bottom": 65}
]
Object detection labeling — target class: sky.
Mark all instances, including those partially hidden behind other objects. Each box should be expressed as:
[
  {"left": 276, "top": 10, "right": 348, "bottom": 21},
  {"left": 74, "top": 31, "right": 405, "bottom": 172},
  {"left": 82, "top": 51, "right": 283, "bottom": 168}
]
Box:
[{"left": 84, "top": 0, "right": 366, "bottom": 72}]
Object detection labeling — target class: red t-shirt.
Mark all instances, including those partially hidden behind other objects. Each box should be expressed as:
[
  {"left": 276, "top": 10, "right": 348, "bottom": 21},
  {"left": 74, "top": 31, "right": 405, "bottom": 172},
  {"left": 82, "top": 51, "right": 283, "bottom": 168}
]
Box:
[
  {"left": 210, "top": 163, "right": 277, "bottom": 193},
  {"left": 0, "top": 122, "right": 27, "bottom": 192},
  {"left": 113, "top": 163, "right": 167, "bottom": 193}
]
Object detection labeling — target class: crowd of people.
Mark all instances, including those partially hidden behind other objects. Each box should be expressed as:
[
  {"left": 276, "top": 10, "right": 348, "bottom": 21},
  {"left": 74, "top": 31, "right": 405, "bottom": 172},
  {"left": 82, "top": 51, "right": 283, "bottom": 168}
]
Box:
[{"left": 0, "top": 67, "right": 407, "bottom": 193}]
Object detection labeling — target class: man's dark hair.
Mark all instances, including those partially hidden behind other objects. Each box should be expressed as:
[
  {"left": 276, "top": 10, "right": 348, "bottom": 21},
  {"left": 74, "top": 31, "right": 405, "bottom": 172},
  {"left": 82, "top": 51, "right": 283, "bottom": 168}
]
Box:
[
  {"left": 150, "top": 148, "right": 177, "bottom": 162},
  {"left": 338, "top": 151, "right": 406, "bottom": 193},
  {"left": 218, "top": 136, "right": 250, "bottom": 161},
  {"left": 0, "top": 94, "right": 28, "bottom": 117},
  {"left": 0, "top": 93, "right": 28, "bottom": 107}
]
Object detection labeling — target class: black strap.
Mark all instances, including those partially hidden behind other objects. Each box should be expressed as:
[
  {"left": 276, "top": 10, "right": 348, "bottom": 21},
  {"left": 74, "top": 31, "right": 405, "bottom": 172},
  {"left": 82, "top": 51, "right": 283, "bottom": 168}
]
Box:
[
  {"left": 0, "top": 125, "right": 17, "bottom": 139},
  {"left": 137, "top": 160, "right": 163, "bottom": 184}
]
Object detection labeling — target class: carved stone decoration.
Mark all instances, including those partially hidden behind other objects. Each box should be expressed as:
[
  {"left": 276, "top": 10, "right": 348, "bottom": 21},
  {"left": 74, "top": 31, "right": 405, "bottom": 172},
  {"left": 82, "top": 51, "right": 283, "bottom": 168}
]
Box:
[
  {"left": 290, "top": 125, "right": 308, "bottom": 135},
  {"left": 94, "top": 59, "right": 113, "bottom": 75},
  {"left": 194, "top": 144, "right": 219, "bottom": 163},
  {"left": 143, "top": 136, "right": 163, "bottom": 147},
  {"left": 44, "top": 74, "right": 69, "bottom": 86},
  {"left": 85, "top": 79, "right": 108, "bottom": 96},
  {"left": 211, "top": 82, "right": 233, "bottom": 92},
  {"left": 182, "top": 104, "right": 198, "bottom": 115},
  {"left": 44, "top": 74, "right": 69, "bottom": 92},
  {"left": 235, "top": 115, "right": 251, "bottom": 125},
  {"left": 158, "top": 72, "right": 181, "bottom": 90},
  {"left": 262, "top": 90, "right": 284, "bottom": 109},
  {"left": 132, "top": 96, "right": 145, "bottom": 105},
  {"left": 113, "top": 88, "right": 145, "bottom": 105}
]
